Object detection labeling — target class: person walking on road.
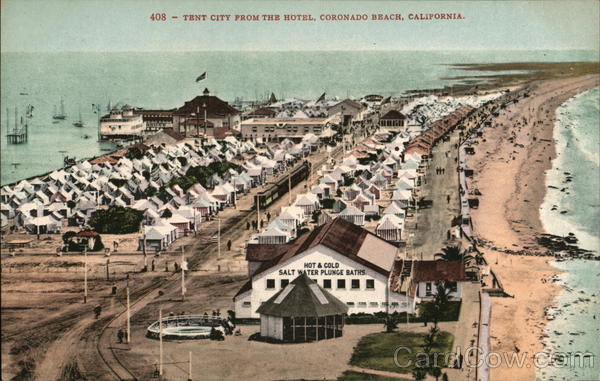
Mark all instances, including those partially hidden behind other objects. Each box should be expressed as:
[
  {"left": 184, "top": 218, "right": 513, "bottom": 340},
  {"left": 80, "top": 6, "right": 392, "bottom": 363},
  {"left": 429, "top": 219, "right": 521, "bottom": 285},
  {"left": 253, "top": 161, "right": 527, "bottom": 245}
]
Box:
[{"left": 117, "top": 328, "right": 125, "bottom": 343}]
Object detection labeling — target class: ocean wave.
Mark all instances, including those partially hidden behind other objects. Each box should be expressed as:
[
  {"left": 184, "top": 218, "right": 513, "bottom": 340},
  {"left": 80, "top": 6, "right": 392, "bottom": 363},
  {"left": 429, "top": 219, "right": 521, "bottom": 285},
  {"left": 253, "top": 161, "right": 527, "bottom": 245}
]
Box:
[{"left": 540, "top": 88, "right": 600, "bottom": 253}]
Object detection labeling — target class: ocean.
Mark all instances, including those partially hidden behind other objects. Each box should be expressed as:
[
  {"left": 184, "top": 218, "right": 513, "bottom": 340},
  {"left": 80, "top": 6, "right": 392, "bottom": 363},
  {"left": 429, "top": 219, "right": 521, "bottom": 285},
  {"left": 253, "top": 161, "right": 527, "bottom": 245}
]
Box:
[
  {"left": 539, "top": 88, "right": 600, "bottom": 380},
  {"left": 1, "top": 49, "right": 599, "bottom": 379},
  {"left": 1, "top": 49, "right": 598, "bottom": 185}
]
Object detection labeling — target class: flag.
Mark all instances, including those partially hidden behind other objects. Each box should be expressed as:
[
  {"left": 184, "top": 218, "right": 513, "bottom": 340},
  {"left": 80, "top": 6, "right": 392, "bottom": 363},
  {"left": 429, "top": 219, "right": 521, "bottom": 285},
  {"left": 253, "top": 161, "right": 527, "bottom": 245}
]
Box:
[
  {"left": 196, "top": 72, "right": 207, "bottom": 82},
  {"left": 316, "top": 92, "right": 326, "bottom": 103}
]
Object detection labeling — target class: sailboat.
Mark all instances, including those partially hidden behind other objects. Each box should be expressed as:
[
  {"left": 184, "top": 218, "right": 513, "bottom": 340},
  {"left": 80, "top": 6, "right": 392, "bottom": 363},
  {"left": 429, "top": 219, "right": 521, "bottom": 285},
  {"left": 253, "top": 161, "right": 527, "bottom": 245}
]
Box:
[
  {"left": 73, "top": 106, "right": 84, "bottom": 127},
  {"left": 53, "top": 98, "right": 66, "bottom": 120},
  {"left": 26, "top": 104, "right": 34, "bottom": 118}
]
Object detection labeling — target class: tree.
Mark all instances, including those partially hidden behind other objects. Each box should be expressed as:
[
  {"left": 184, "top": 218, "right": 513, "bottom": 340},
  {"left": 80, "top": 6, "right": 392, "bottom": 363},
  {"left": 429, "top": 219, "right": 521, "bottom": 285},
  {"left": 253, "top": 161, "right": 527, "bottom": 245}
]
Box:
[
  {"left": 412, "top": 368, "right": 427, "bottom": 381},
  {"left": 125, "top": 147, "right": 144, "bottom": 160},
  {"left": 423, "top": 326, "right": 439, "bottom": 353},
  {"left": 89, "top": 206, "right": 144, "bottom": 234},
  {"left": 434, "top": 245, "right": 474, "bottom": 264},
  {"left": 384, "top": 314, "right": 398, "bottom": 333}
]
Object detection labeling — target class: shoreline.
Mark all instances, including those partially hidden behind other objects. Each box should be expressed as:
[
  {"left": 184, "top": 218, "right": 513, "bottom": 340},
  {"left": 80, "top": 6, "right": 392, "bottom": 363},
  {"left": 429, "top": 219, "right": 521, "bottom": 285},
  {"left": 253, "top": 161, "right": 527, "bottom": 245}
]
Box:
[{"left": 467, "top": 74, "right": 599, "bottom": 380}]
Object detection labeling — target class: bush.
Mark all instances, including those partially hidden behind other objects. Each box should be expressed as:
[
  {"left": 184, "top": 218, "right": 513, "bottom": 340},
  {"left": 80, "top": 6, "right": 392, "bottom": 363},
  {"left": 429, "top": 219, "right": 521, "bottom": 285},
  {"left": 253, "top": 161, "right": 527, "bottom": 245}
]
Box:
[
  {"left": 89, "top": 206, "right": 144, "bottom": 234},
  {"left": 91, "top": 236, "right": 105, "bottom": 252},
  {"left": 62, "top": 231, "right": 77, "bottom": 244}
]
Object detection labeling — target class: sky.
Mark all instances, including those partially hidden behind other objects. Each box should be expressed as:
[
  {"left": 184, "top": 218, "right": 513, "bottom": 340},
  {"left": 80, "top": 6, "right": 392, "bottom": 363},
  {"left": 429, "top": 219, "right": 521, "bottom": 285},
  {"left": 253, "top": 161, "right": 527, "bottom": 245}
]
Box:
[{"left": 1, "top": 0, "right": 599, "bottom": 52}]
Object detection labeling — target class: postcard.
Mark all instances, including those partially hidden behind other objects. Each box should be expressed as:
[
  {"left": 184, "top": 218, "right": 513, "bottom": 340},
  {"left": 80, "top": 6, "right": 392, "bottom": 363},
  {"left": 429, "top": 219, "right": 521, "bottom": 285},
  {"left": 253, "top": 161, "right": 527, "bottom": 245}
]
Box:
[{"left": 1, "top": 1, "right": 598, "bottom": 380}]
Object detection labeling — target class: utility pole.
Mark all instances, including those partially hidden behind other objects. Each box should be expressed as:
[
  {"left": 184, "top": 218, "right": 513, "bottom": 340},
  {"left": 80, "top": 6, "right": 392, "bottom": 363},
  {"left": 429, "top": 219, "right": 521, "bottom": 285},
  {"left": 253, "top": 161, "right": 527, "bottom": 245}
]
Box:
[
  {"left": 142, "top": 226, "right": 148, "bottom": 272},
  {"left": 217, "top": 218, "right": 221, "bottom": 259},
  {"left": 159, "top": 308, "right": 163, "bottom": 376},
  {"left": 126, "top": 286, "right": 131, "bottom": 343},
  {"left": 288, "top": 172, "right": 292, "bottom": 205},
  {"left": 83, "top": 246, "right": 88, "bottom": 304},
  {"left": 256, "top": 195, "right": 260, "bottom": 230},
  {"left": 181, "top": 246, "right": 186, "bottom": 301},
  {"left": 188, "top": 351, "right": 193, "bottom": 381}
]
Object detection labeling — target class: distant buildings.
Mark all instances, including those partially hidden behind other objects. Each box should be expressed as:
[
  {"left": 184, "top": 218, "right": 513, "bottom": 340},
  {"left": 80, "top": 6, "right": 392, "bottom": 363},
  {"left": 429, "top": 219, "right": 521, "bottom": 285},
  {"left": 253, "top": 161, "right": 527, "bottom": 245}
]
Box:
[
  {"left": 173, "top": 88, "right": 241, "bottom": 137},
  {"left": 379, "top": 110, "right": 408, "bottom": 129},
  {"left": 99, "top": 105, "right": 146, "bottom": 140},
  {"left": 240, "top": 117, "right": 335, "bottom": 142},
  {"left": 328, "top": 99, "right": 367, "bottom": 126}
]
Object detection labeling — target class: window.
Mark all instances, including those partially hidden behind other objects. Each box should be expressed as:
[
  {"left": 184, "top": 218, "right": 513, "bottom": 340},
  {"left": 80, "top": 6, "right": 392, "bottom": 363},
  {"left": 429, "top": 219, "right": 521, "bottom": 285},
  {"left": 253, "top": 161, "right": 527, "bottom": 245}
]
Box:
[
  {"left": 381, "top": 302, "right": 389, "bottom": 306},
  {"left": 242, "top": 301, "right": 251, "bottom": 307},
  {"left": 358, "top": 302, "right": 367, "bottom": 307},
  {"left": 366, "top": 279, "right": 375, "bottom": 289},
  {"left": 266, "top": 279, "right": 275, "bottom": 289},
  {"left": 391, "top": 302, "right": 399, "bottom": 307},
  {"left": 447, "top": 281, "right": 458, "bottom": 292},
  {"left": 351, "top": 279, "right": 360, "bottom": 289},
  {"left": 347, "top": 302, "right": 355, "bottom": 306},
  {"left": 425, "top": 282, "right": 432, "bottom": 296},
  {"left": 281, "top": 279, "right": 289, "bottom": 289},
  {"left": 337, "top": 279, "right": 346, "bottom": 289},
  {"left": 323, "top": 279, "right": 332, "bottom": 289},
  {"left": 370, "top": 302, "right": 379, "bottom": 307}
]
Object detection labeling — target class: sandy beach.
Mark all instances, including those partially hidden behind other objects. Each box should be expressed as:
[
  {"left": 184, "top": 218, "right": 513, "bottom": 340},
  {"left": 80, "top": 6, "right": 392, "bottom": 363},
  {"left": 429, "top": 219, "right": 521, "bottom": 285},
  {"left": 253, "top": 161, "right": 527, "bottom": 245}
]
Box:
[{"left": 467, "top": 74, "right": 600, "bottom": 380}]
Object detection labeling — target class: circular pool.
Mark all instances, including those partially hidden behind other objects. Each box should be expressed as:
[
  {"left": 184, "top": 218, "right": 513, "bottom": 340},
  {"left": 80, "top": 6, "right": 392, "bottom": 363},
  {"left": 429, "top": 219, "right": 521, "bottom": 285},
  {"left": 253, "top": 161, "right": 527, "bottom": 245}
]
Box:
[{"left": 146, "top": 315, "right": 227, "bottom": 340}]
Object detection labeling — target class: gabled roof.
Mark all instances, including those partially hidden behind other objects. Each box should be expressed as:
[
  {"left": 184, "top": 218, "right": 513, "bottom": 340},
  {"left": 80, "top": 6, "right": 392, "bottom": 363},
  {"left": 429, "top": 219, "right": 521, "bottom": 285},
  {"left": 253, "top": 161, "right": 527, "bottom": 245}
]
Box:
[
  {"left": 174, "top": 93, "right": 240, "bottom": 117},
  {"left": 253, "top": 218, "right": 389, "bottom": 277},
  {"left": 256, "top": 273, "right": 348, "bottom": 317},
  {"left": 412, "top": 260, "right": 467, "bottom": 282},
  {"left": 380, "top": 110, "right": 407, "bottom": 120}
]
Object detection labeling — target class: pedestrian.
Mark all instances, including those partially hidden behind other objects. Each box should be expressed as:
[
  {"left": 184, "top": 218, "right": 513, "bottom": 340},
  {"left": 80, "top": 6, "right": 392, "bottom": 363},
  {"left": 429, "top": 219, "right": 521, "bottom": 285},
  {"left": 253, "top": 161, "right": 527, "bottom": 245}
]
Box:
[
  {"left": 117, "top": 328, "right": 125, "bottom": 343},
  {"left": 151, "top": 259, "right": 155, "bottom": 272},
  {"left": 246, "top": 221, "right": 250, "bottom": 230},
  {"left": 266, "top": 212, "right": 271, "bottom": 222},
  {"left": 447, "top": 194, "right": 450, "bottom": 204},
  {"left": 94, "top": 304, "right": 102, "bottom": 319},
  {"left": 459, "top": 353, "right": 464, "bottom": 369},
  {"left": 227, "top": 239, "right": 232, "bottom": 251},
  {"left": 111, "top": 283, "right": 117, "bottom": 295},
  {"left": 442, "top": 373, "right": 449, "bottom": 381}
]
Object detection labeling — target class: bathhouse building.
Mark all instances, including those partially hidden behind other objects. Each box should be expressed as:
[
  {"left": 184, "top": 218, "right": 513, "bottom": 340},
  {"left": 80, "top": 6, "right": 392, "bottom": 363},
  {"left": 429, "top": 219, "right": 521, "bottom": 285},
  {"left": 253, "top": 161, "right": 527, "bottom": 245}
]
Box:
[{"left": 234, "top": 218, "right": 415, "bottom": 319}]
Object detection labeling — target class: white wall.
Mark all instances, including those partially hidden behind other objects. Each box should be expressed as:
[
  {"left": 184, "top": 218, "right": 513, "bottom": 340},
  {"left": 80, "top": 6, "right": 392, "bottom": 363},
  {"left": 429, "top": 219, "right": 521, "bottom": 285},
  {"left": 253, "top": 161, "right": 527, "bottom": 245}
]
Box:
[
  {"left": 416, "top": 281, "right": 463, "bottom": 300},
  {"left": 235, "top": 244, "right": 414, "bottom": 318}
]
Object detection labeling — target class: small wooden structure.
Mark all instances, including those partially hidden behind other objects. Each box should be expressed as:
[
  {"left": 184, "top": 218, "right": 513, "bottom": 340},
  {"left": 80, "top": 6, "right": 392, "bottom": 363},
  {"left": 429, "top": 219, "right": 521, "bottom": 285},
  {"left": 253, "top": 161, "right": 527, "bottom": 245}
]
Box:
[{"left": 257, "top": 273, "right": 348, "bottom": 343}]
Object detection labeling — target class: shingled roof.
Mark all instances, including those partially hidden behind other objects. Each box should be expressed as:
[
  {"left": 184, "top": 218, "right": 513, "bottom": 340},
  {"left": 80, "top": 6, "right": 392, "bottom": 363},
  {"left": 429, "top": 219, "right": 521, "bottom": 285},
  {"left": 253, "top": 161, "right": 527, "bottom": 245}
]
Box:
[
  {"left": 252, "top": 218, "right": 391, "bottom": 277},
  {"left": 412, "top": 260, "right": 467, "bottom": 282},
  {"left": 256, "top": 273, "right": 348, "bottom": 317},
  {"left": 175, "top": 92, "right": 240, "bottom": 118}
]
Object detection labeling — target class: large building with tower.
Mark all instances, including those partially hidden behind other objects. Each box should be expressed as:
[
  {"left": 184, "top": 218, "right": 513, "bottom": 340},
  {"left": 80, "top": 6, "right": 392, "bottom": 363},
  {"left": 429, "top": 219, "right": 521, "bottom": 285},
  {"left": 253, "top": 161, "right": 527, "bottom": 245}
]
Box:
[{"left": 173, "top": 88, "right": 241, "bottom": 137}]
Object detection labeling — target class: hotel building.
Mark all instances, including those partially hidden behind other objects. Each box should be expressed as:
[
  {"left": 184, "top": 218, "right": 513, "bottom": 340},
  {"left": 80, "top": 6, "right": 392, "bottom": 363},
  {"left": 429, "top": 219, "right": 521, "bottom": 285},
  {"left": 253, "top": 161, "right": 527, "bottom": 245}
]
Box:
[{"left": 240, "top": 116, "right": 335, "bottom": 142}]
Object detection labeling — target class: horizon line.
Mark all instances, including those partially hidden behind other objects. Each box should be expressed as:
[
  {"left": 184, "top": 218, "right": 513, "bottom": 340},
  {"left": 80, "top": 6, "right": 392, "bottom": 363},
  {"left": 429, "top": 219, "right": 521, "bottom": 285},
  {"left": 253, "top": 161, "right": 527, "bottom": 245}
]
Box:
[{"left": 1, "top": 48, "right": 599, "bottom": 54}]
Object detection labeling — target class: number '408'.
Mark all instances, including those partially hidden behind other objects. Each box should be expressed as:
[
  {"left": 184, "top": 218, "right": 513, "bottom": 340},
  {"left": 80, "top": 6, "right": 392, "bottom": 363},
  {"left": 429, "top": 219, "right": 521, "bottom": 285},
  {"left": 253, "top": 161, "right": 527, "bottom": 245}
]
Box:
[{"left": 150, "top": 13, "right": 166, "bottom": 21}]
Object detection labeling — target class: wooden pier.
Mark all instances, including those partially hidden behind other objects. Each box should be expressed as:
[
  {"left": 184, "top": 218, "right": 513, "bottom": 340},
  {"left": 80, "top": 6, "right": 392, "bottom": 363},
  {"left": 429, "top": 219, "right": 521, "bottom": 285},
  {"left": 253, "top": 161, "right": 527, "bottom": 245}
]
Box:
[
  {"left": 5, "top": 107, "right": 28, "bottom": 144},
  {"left": 6, "top": 131, "right": 28, "bottom": 144}
]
